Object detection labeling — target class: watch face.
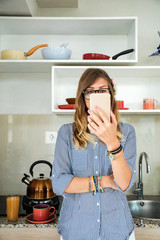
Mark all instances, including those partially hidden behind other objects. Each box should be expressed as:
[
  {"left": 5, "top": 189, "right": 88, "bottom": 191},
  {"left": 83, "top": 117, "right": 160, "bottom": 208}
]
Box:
[{"left": 108, "top": 153, "right": 115, "bottom": 161}]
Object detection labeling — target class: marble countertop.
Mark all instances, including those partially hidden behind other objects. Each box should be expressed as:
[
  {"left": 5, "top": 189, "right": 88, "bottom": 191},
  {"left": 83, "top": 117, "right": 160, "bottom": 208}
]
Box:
[
  {"left": 0, "top": 215, "right": 58, "bottom": 228},
  {"left": 1, "top": 195, "right": 160, "bottom": 229},
  {"left": 0, "top": 215, "right": 160, "bottom": 229}
]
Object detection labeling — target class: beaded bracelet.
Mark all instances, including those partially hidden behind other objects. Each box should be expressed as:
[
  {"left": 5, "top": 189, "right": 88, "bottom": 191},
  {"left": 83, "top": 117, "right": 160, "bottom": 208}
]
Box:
[
  {"left": 97, "top": 175, "right": 104, "bottom": 193},
  {"left": 91, "top": 175, "right": 96, "bottom": 194},
  {"left": 89, "top": 176, "right": 92, "bottom": 192},
  {"left": 94, "top": 175, "right": 104, "bottom": 193},
  {"left": 93, "top": 175, "right": 98, "bottom": 194},
  {"left": 90, "top": 175, "right": 105, "bottom": 195}
]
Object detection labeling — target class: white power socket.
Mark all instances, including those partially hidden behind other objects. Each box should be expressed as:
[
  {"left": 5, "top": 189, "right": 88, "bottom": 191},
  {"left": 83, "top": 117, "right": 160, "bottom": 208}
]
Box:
[{"left": 45, "top": 131, "right": 57, "bottom": 144}]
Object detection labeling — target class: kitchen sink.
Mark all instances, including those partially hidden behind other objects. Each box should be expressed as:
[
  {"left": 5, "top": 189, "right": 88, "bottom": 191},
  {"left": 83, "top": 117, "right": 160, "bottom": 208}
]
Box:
[{"left": 128, "top": 200, "right": 160, "bottom": 220}]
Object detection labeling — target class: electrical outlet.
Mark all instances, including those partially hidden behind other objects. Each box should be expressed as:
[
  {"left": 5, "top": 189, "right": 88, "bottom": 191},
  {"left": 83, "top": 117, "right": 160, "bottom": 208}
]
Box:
[{"left": 45, "top": 131, "right": 57, "bottom": 144}]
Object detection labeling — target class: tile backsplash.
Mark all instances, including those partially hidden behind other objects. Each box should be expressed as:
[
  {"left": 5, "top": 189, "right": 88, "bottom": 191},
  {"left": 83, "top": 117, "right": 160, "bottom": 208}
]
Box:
[{"left": 0, "top": 114, "right": 159, "bottom": 196}]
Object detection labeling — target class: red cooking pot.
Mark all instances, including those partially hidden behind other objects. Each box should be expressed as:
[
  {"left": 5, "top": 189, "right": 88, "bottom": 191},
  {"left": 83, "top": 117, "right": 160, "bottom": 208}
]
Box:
[{"left": 83, "top": 48, "right": 134, "bottom": 60}]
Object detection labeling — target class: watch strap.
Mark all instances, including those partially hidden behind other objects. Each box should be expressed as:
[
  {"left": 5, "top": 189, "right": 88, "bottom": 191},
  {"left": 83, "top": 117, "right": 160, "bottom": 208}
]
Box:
[
  {"left": 108, "top": 144, "right": 122, "bottom": 155},
  {"left": 107, "top": 145, "right": 123, "bottom": 161}
]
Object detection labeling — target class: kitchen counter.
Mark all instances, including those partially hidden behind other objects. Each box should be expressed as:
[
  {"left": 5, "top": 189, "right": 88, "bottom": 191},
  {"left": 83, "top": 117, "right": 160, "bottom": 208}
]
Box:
[
  {"left": 0, "top": 215, "right": 58, "bottom": 228},
  {"left": 0, "top": 215, "right": 160, "bottom": 229},
  {"left": 0, "top": 195, "right": 160, "bottom": 229},
  {"left": 1, "top": 200, "right": 160, "bottom": 240}
]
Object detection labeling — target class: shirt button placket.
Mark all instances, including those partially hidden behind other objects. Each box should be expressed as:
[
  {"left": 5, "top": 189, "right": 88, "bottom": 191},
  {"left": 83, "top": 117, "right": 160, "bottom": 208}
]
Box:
[
  {"left": 95, "top": 155, "right": 99, "bottom": 175},
  {"left": 95, "top": 195, "right": 100, "bottom": 223},
  {"left": 94, "top": 142, "right": 101, "bottom": 234}
]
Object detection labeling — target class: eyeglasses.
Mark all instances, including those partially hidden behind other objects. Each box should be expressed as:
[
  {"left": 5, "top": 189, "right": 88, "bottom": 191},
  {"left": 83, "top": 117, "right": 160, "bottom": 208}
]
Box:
[{"left": 83, "top": 88, "right": 110, "bottom": 100}]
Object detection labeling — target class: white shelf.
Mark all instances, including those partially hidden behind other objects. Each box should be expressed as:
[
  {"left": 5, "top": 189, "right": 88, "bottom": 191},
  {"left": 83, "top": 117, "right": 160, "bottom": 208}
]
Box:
[
  {"left": 52, "top": 109, "right": 160, "bottom": 115},
  {"left": 120, "top": 110, "right": 160, "bottom": 114},
  {"left": 0, "top": 16, "right": 138, "bottom": 65},
  {"left": 0, "top": 60, "right": 137, "bottom": 73},
  {"left": 51, "top": 66, "right": 160, "bottom": 115}
]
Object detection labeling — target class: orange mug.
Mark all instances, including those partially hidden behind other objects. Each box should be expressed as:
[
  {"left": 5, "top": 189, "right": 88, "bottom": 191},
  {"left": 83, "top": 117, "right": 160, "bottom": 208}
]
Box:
[
  {"left": 143, "top": 98, "right": 154, "bottom": 109},
  {"left": 6, "top": 195, "right": 20, "bottom": 221},
  {"left": 33, "top": 204, "right": 55, "bottom": 221}
]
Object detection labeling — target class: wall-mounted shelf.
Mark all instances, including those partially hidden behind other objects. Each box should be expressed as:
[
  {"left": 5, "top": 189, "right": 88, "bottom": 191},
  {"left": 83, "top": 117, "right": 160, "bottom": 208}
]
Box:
[
  {"left": 52, "top": 109, "right": 160, "bottom": 115},
  {"left": 0, "top": 59, "right": 137, "bottom": 73},
  {"left": 52, "top": 66, "right": 160, "bottom": 115},
  {"left": 0, "top": 16, "right": 138, "bottom": 68}
]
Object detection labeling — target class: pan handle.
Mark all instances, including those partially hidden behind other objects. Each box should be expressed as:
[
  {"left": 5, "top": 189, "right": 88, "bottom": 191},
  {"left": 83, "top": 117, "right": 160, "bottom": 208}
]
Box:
[
  {"left": 26, "top": 44, "right": 48, "bottom": 56},
  {"left": 112, "top": 49, "right": 134, "bottom": 60}
]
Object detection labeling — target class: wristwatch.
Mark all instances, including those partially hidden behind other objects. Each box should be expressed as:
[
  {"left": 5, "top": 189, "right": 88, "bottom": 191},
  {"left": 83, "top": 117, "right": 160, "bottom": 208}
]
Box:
[
  {"left": 107, "top": 144, "right": 123, "bottom": 161},
  {"left": 107, "top": 152, "right": 119, "bottom": 161}
]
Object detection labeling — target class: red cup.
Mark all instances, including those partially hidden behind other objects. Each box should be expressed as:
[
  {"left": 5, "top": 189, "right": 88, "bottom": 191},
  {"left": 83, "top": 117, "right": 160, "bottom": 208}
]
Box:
[
  {"left": 33, "top": 204, "right": 55, "bottom": 221},
  {"left": 116, "top": 100, "right": 124, "bottom": 109}
]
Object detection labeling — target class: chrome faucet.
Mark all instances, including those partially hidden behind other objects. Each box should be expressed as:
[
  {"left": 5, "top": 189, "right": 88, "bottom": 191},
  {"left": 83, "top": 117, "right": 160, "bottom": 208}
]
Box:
[{"left": 133, "top": 152, "right": 151, "bottom": 200}]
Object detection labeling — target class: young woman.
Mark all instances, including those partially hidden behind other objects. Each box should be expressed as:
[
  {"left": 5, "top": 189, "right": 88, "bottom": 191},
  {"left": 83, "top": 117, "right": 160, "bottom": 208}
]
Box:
[{"left": 52, "top": 68, "right": 137, "bottom": 240}]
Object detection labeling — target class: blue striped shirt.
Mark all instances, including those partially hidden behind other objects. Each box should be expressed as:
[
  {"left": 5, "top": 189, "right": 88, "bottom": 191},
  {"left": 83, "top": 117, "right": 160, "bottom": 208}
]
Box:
[{"left": 52, "top": 122, "right": 137, "bottom": 240}]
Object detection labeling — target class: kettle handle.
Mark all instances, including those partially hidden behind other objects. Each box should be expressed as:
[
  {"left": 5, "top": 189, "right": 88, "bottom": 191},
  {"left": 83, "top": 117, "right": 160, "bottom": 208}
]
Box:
[{"left": 29, "top": 160, "right": 52, "bottom": 177}]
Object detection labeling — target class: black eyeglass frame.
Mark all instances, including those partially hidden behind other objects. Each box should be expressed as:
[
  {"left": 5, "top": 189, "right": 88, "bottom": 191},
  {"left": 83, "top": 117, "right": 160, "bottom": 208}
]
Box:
[{"left": 82, "top": 88, "right": 110, "bottom": 100}]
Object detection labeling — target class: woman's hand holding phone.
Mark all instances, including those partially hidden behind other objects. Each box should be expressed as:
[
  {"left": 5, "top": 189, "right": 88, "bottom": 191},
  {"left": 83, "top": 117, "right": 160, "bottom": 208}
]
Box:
[{"left": 88, "top": 107, "right": 120, "bottom": 151}]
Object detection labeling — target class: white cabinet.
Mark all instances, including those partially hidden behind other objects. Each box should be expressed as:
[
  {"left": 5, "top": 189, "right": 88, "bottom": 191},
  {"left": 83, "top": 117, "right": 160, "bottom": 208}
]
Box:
[
  {"left": 0, "top": 16, "right": 138, "bottom": 74},
  {"left": 51, "top": 66, "right": 160, "bottom": 115}
]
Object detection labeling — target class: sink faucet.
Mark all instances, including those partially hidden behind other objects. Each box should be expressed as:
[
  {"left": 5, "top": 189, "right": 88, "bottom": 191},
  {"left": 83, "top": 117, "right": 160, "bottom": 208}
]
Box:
[{"left": 133, "top": 152, "right": 151, "bottom": 200}]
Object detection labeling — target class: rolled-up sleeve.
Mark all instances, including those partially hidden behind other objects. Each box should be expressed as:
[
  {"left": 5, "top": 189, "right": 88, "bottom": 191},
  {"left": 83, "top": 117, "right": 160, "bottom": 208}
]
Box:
[
  {"left": 52, "top": 125, "right": 74, "bottom": 195},
  {"left": 114, "top": 124, "right": 137, "bottom": 193}
]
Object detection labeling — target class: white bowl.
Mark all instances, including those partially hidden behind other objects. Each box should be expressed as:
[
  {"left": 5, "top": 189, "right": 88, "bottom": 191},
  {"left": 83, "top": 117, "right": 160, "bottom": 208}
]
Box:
[{"left": 41, "top": 46, "right": 72, "bottom": 60}]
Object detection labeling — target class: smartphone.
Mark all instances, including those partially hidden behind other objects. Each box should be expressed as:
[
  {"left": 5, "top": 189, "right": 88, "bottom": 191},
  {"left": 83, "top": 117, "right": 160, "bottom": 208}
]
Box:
[{"left": 90, "top": 93, "right": 110, "bottom": 121}]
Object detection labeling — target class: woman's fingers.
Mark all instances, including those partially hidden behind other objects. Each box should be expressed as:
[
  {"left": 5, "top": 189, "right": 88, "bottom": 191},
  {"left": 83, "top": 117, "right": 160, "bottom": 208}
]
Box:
[
  {"left": 89, "top": 106, "right": 110, "bottom": 126},
  {"left": 88, "top": 109, "right": 103, "bottom": 126},
  {"left": 88, "top": 116, "right": 99, "bottom": 131},
  {"left": 95, "top": 106, "right": 110, "bottom": 123},
  {"left": 110, "top": 110, "right": 117, "bottom": 128},
  {"left": 88, "top": 123, "right": 95, "bottom": 134},
  {"left": 93, "top": 107, "right": 117, "bottom": 128},
  {"left": 87, "top": 121, "right": 96, "bottom": 134},
  {"left": 88, "top": 107, "right": 117, "bottom": 130}
]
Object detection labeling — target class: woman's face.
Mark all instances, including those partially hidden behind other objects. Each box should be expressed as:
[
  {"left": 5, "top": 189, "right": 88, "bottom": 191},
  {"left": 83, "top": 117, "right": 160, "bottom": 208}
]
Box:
[{"left": 84, "top": 77, "right": 110, "bottom": 110}]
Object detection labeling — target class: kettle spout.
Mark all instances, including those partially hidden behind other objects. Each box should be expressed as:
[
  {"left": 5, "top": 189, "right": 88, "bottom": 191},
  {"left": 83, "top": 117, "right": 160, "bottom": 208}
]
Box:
[{"left": 21, "top": 173, "right": 30, "bottom": 185}]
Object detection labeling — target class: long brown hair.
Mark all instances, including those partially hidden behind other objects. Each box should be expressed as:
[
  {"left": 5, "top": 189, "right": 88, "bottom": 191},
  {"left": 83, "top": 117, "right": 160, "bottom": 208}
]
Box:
[{"left": 73, "top": 68, "right": 121, "bottom": 149}]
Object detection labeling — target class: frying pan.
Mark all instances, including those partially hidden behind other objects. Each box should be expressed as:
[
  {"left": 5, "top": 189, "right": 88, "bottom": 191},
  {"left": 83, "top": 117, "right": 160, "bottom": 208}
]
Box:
[
  {"left": 83, "top": 49, "right": 134, "bottom": 60},
  {"left": 1, "top": 44, "right": 48, "bottom": 60}
]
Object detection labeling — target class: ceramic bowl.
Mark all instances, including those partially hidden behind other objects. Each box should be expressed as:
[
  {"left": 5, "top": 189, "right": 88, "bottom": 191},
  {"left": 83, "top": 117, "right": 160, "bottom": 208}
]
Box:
[{"left": 41, "top": 46, "right": 72, "bottom": 60}]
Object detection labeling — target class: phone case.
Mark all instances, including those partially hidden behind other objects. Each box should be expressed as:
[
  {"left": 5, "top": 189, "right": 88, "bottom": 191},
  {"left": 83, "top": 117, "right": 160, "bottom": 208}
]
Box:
[{"left": 90, "top": 93, "right": 110, "bottom": 121}]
